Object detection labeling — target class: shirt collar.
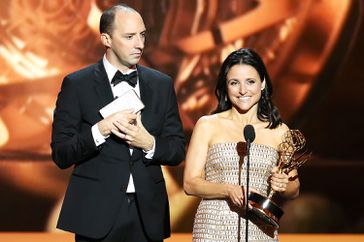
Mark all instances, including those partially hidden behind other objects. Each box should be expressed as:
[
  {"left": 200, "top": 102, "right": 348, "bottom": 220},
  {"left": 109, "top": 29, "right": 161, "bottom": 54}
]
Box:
[{"left": 102, "top": 55, "right": 137, "bottom": 83}]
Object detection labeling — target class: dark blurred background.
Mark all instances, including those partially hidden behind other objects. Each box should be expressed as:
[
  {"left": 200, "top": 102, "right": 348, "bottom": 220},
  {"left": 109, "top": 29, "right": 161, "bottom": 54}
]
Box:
[
  {"left": 0, "top": 0, "right": 363, "bottom": 234},
  {"left": 289, "top": 13, "right": 364, "bottom": 233}
]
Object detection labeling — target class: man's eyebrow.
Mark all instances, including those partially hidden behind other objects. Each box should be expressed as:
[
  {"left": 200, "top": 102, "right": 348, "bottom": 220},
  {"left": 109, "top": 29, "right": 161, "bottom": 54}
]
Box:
[{"left": 123, "top": 30, "right": 146, "bottom": 35}]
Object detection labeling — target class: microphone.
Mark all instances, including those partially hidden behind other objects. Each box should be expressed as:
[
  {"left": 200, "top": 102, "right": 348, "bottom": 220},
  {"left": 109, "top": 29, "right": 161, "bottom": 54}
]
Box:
[
  {"left": 243, "top": 124, "right": 255, "bottom": 242},
  {"left": 244, "top": 124, "right": 255, "bottom": 143}
]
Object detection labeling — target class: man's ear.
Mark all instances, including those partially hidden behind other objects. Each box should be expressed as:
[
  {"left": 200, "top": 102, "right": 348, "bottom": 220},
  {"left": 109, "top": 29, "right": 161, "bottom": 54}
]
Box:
[{"left": 101, "top": 33, "right": 111, "bottom": 48}]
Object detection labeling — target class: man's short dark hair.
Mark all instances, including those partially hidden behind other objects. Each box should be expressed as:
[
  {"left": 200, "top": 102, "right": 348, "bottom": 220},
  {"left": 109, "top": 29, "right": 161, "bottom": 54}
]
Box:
[{"left": 99, "top": 4, "right": 137, "bottom": 36}]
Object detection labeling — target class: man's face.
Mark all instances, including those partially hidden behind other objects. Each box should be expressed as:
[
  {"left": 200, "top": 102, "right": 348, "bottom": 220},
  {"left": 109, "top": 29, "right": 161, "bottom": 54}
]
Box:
[{"left": 105, "top": 10, "right": 146, "bottom": 71}]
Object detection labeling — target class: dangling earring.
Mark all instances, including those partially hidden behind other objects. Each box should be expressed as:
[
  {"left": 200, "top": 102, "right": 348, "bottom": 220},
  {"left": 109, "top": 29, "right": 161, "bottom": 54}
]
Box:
[
  {"left": 261, "top": 78, "right": 266, "bottom": 91},
  {"left": 224, "top": 95, "right": 228, "bottom": 102}
]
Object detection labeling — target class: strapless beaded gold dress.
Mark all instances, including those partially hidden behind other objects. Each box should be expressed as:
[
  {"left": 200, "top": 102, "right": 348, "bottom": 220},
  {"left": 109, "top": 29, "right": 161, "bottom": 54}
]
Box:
[{"left": 192, "top": 142, "right": 279, "bottom": 242}]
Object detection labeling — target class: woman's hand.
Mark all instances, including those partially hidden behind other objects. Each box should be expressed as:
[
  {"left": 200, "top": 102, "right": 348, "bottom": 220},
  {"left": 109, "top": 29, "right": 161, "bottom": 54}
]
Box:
[
  {"left": 270, "top": 166, "right": 289, "bottom": 193},
  {"left": 226, "top": 184, "right": 245, "bottom": 207}
]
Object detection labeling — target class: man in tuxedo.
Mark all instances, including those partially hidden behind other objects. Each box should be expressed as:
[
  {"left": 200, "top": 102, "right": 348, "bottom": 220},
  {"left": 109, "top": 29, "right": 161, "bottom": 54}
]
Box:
[{"left": 51, "top": 4, "right": 185, "bottom": 242}]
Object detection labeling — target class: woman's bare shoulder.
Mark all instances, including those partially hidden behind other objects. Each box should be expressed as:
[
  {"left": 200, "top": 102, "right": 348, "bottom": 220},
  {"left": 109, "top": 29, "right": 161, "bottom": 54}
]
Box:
[
  {"left": 196, "top": 113, "right": 224, "bottom": 126},
  {"left": 258, "top": 122, "right": 290, "bottom": 149},
  {"left": 193, "top": 113, "right": 228, "bottom": 140},
  {"left": 275, "top": 122, "right": 290, "bottom": 136}
]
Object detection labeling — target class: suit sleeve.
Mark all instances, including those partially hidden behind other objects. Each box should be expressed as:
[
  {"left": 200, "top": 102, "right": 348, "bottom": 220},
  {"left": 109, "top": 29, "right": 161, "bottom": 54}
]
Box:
[
  {"left": 145, "top": 79, "right": 186, "bottom": 166},
  {"left": 51, "top": 76, "right": 99, "bottom": 169}
]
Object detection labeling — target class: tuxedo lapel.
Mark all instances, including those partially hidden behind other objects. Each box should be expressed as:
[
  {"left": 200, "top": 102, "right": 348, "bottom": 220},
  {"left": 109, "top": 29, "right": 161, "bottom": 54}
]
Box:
[
  {"left": 129, "top": 66, "right": 155, "bottom": 160},
  {"left": 93, "top": 60, "right": 114, "bottom": 109},
  {"left": 137, "top": 65, "right": 154, "bottom": 129}
]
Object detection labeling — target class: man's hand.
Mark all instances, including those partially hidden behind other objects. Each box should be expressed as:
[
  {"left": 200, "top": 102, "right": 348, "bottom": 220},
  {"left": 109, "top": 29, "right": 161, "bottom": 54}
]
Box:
[
  {"left": 112, "top": 112, "right": 154, "bottom": 151},
  {"left": 97, "top": 109, "right": 135, "bottom": 137}
]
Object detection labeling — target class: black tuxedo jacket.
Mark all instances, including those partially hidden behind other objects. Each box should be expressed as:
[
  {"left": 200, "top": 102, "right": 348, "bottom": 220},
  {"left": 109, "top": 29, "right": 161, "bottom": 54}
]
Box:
[{"left": 51, "top": 60, "right": 185, "bottom": 240}]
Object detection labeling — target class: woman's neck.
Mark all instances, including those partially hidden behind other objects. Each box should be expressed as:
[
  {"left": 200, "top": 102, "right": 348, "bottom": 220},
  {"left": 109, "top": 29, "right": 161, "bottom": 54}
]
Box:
[{"left": 226, "top": 105, "right": 260, "bottom": 126}]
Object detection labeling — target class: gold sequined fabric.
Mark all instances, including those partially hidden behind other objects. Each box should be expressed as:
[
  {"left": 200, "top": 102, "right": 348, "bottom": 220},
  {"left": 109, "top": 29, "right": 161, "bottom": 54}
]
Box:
[{"left": 192, "top": 142, "right": 279, "bottom": 242}]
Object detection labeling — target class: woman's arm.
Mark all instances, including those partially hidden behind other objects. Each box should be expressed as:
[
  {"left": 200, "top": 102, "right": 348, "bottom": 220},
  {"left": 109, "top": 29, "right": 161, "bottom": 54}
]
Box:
[
  {"left": 183, "top": 117, "right": 245, "bottom": 207},
  {"left": 270, "top": 166, "right": 300, "bottom": 199}
]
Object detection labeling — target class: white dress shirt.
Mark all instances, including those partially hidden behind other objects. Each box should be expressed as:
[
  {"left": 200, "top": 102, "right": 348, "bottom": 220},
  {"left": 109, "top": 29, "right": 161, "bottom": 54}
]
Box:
[{"left": 91, "top": 55, "right": 155, "bottom": 193}]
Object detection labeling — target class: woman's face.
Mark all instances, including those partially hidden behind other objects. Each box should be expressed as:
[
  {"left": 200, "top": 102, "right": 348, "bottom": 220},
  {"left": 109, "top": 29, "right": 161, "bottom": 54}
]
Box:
[{"left": 226, "top": 64, "right": 265, "bottom": 112}]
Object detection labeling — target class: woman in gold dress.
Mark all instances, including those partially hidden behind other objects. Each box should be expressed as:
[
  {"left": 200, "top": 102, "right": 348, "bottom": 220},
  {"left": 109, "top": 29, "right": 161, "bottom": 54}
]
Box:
[{"left": 184, "top": 48, "right": 300, "bottom": 241}]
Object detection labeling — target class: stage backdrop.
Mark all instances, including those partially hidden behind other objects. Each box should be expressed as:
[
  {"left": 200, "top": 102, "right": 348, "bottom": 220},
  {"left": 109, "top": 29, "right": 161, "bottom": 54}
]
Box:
[{"left": 0, "top": 0, "right": 364, "bottom": 233}]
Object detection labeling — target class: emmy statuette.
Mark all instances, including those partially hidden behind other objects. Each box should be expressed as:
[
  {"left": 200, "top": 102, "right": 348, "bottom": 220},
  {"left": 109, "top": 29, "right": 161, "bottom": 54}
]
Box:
[{"left": 247, "top": 129, "right": 309, "bottom": 229}]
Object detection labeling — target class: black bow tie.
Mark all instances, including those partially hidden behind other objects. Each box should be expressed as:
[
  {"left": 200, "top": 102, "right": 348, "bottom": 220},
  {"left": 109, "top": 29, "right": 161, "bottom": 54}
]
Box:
[{"left": 111, "top": 70, "right": 137, "bottom": 87}]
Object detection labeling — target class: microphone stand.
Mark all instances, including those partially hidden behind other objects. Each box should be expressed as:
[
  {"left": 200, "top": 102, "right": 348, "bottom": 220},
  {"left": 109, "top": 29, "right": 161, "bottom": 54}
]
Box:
[
  {"left": 238, "top": 145, "right": 244, "bottom": 242},
  {"left": 245, "top": 139, "right": 251, "bottom": 242},
  {"left": 243, "top": 124, "right": 255, "bottom": 242}
]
